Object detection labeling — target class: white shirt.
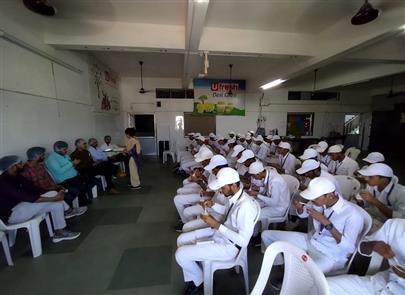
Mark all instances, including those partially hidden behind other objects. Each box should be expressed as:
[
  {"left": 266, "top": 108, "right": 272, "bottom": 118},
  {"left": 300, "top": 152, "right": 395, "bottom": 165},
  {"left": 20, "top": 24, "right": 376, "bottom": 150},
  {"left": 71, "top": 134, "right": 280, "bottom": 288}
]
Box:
[
  {"left": 250, "top": 143, "right": 260, "bottom": 155},
  {"left": 328, "top": 156, "right": 359, "bottom": 176},
  {"left": 256, "top": 143, "right": 270, "bottom": 162},
  {"left": 365, "top": 176, "right": 405, "bottom": 222},
  {"left": 269, "top": 142, "right": 277, "bottom": 154},
  {"left": 213, "top": 188, "right": 258, "bottom": 247},
  {"left": 257, "top": 168, "right": 290, "bottom": 214},
  {"left": 319, "top": 154, "right": 331, "bottom": 166},
  {"left": 236, "top": 162, "right": 249, "bottom": 177},
  {"left": 100, "top": 142, "right": 118, "bottom": 151},
  {"left": 298, "top": 195, "right": 364, "bottom": 260},
  {"left": 359, "top": 218, "right": 405, "bottom": 279},
  {"left": 278, "top": 152, "right": 297, "bottom": 175}
]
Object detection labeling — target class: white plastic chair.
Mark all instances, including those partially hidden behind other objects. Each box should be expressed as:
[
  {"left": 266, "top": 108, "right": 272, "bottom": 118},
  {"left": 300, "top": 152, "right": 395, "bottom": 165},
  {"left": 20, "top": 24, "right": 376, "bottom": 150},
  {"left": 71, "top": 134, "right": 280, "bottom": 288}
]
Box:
[
  {"left": 251, "top": 241, "right": 330, "bottom": 295},
  {"left": 345, "top": 147, "right": 361, "bottom": 160},
  {"left": 1, "top": 231, "right": 13, "bottom": 266},
  {"left": 326, "top": 203, "right": 372, "bottom": 276},
  {"left": 260, "top": 175, "right": 300, "bottom": 231},
  {"left": 95, "top": 175, "right": 107, "bottom": 191},
  {"left": 92, "top": 185, "right": 98, "bottom": 198},
  {"left": 202, "top": 200, "right": 261, "bottom": 295},
  {"left": 334, "top": 175, "right": 361, "bottom": 200},
  {"left": 0, "top": 213, "right": 54, "bottom": 258}
]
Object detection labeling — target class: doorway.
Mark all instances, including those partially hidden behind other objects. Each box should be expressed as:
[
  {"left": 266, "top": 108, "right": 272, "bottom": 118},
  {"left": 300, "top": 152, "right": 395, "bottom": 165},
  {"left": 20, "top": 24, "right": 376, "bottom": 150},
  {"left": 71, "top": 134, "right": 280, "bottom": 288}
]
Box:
[{"left": 132, "top": 114, "right": 157, "bottom": 155}]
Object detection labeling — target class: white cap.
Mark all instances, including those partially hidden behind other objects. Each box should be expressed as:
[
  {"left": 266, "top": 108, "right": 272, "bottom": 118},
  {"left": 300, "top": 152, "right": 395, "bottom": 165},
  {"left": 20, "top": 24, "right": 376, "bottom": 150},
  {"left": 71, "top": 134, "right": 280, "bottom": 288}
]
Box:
[
  {"left": 237, "top": 149, "right": 255, "bottom": 163},
  {"left": 194, "top": 133, "right": 201, "bottom": 137},
  {"left": 231, "top": 145, "right": 245, "bottom": 157},
  {"left": 316, "top": 141, "right": 328, "bottom": 153},
  {"left": 188, "top": 132, "right": 195, "bottom": 136},
  {"left": 300, "top": 177, "right": 336, "bottom": 200},
  {"left": 278, "top": 141, "right": 291, "bottom": 150},
  {"left": 245, "top": 134, "right": 252, "bottom": 140},
  {"left": 228, "top": 138, "right": 236, "bottom": 144},
  {"left": 300, "top": 148, "right": 319, "bottom": 160},
  {"left": 238, "top": 134, "right": 245, "bottom": 139},
  {"left": 204, "top": 155, "right": 228, "bottom": 171},
  {"left": 209, "top": 132, "right": 216, "bottom": 138},
  {"left": 272, "top": 135, "right": 281, "bottom": 141},
  {"left": 249, "top": 130, "right": 255, "bottom": 134},
  {"left": 194, "top": 148, "right": 214, "bottom": 162},
  {"left": 254, "top": 135, "right": 264, "bottom": 142},
  {"left": 358, "top": 163, "right": 393, "bottom": 178},
  {"left": 208, "top": 167, "right": 240, "bottom": 190},
  {"left": 248, "top": 161, "right": 265, "bottom": 174},
  {"left": 296, "top": 159, "right": 320, "bottom": 175},
  {"left": 195, "top": 135, "right": 205, "bottom": 141},
  {"left": 328, "top": 145, "right": 342, "bottom": 153},
  {"left": 229, "top": 131, "right": 235, "bottom": 135},
  {"left": 363, "top": 152, "right": 385, "bottom": 164},
  {"left": 266, "top": 135, "right": 273, "bottom": 140}
]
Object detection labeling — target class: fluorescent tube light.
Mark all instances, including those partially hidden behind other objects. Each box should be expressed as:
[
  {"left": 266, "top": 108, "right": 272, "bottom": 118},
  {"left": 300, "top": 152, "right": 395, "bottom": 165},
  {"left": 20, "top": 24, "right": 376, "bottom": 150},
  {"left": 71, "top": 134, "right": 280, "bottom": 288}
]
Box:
[{"left": 260, "top": 79, "right": 286, "bottom": 90}]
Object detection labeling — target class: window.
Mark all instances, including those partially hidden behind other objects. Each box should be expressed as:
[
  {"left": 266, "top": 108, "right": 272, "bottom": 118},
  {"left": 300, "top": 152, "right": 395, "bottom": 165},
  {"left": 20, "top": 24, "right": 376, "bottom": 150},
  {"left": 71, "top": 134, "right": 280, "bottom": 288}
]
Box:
[
  {"left": 288, "top": 91, "right": 339, "bottom": 101},
  {"left": 287, "top": 113, "right": 314, "bottom": 136},
  {"left": 183, "top": 112, "right": 216, "bottom": 136},
  {"left": 156, "top": 88, "right": 194, "bottom": 99}
]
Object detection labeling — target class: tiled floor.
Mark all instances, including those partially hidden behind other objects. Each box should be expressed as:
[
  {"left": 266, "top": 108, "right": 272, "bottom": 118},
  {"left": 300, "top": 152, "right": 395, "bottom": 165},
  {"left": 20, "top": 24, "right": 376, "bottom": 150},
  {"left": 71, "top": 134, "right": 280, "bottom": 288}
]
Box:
[{"left": 0, "top": 157, "right": 267, "bottom": 295}]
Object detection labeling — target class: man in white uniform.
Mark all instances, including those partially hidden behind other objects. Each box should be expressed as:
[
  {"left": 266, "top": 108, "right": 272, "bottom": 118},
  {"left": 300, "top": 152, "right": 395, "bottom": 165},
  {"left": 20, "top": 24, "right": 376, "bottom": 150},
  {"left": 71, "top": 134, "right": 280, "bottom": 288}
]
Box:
[
  {"left": 269, "top": 135, "right": 281, "bottom": 155},
  {"left": 174, "top": 148, "right": 214, "bottom": 230},
  {"left": 175, "top": 168, "right": 259, "bottom": 294},
  {"left": 270, "top": 141, "right": 297, "bottom": 175},
  {"left": 327, "top": 218, "right": 405, "bottom": 295},
  {"left": 255, "top": 135, "right": 270, "bottom": 163},
  {"left": 316, "top": 141, "right": 331, "bottom": 167},
  {"left": 296, "top": 159, "right": 341, "bottom": 194},
  {"left": 328, "top": 145, "right": 359, "bottom": 176},
  {"left": 238, "top": 134, "right": 247, "bottom": 148},
  {"left": 356, "top": 163, "right": 405, "bottom": 231},
  {"left": 262, "top": 177, "right": 364, "bottom": 274},
  {"left": 246, "top": 161, "right": 290, "bottom": 235},
  {"left": 300, "top": 148, "right": 328, "bottom": 171},
  {"left": 182, "top": 155, "right": 228, "bottom": 225}
]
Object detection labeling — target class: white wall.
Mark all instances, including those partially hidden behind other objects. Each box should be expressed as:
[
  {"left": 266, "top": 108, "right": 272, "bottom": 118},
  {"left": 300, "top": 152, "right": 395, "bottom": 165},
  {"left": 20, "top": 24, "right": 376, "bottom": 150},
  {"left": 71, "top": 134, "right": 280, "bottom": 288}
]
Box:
[
  {"left": 121, "top": 76, "right": 372, "bottom": 151},
  {"left": 0, "top": 12, "right": 121, "bottom": 158}
]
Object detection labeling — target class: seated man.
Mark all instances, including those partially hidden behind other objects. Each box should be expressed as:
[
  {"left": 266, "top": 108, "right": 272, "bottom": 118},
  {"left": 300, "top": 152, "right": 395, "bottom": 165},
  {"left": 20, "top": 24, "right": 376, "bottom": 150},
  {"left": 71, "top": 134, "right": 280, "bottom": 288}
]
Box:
[
  {"left": 269, "top": 141, "right": 297, "bottom": 175},
  {"left": 299, "top": 148, "right": 328, "bottom": 171},
  {"left": 23, "top": 147, "right": 87, "bottom": 218},
  {"left": 182, "top": 155, "right": 229, "bottom": 232},
  {"left": 262, "top": 177, "right": 364, "bottom": 274},
  {"left": 356, "top": 163, "right": 405, "bottom": 232},
  {"left": 327, "top": 218, "right": 405, "bottom": 295},
  {"left": 316, "top": 141, "right": 331, "bottom": 166},
  {"left": 173, "top": 148, "right": 214, "bottom": 231},
  {"left": 71, "top": 138, "right": 119, "bottom": 194},
  {"left": 100, "top": 135, "right": 119, "bottom": 151},
  {"left": 327, "top": 145, "right": 359, "bottom": 176},
  {"left": 46, "top": 141, "right": 96, "bottom": 204},
  {"left": 0, "top": 156, "right": 80, "bottom": 243},
  {"left": 236, "top": 149, "right": 256, "bottom": 186},
  {"left": 255, "top": 135, "right": 270, "bottom": 163},
  {"left": 296, "top": 159, "right": 341, "bottom": 194},
  {"left": 247, "top": 161, "right": 290, "bottom": 236},
  {"left": 175, "top": 168, "right": 258, "bottom": 294},
  {"left": 227, "top": 144, "right": 244, "bottom": 169},
  {"left": 87, "top": 138, "right": 120, "bottom": 176}
]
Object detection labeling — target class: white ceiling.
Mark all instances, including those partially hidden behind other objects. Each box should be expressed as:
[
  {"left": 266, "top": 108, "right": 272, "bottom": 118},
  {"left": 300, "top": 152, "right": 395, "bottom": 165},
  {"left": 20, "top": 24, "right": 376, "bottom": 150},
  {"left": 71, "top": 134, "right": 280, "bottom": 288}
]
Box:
[
  {"left": 4, "top": 0, "right": 405, "bottom": 90},
  {"left": 51, "top": 0, "right": 187, "bottom": 25}
]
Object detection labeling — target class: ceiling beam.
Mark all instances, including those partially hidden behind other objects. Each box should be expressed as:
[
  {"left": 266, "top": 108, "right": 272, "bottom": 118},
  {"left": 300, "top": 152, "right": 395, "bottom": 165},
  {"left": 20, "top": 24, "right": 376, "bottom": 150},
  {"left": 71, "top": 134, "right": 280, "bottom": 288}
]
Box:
[{"left": 183, "top": 0, "right": 210, "bottom": 88}]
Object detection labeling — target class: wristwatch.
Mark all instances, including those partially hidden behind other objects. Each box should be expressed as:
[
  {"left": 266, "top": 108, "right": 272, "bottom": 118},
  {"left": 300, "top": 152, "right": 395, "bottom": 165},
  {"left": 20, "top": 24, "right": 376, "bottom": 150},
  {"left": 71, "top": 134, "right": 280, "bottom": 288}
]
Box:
[{"left": 325, "top": 223, "right": 334, "bottom": 231}]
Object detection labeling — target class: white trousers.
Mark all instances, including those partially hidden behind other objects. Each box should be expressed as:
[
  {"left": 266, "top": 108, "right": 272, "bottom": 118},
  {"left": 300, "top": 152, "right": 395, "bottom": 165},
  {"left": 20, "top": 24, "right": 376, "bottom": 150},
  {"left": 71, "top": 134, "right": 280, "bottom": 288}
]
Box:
[
  {"left": 175, "top": 228, "right": 239, "bottom": 286},
  {"left": 174, "top": 193, "right": 201, "bottom": 223},
  {"left": 177, "top": 183, "right": 201, "bottom": 195},
  {"left": 182, "top": 218, "right": 209, "bottom": 233},
  {"left": 261, "top": 230, "right": 347, "bottom": 274},
  {"left": 183, "top": 204, "right": 223, "bottom": 223},
  {"left": 8, "top": 201, "right": 66, "bottom": 230},
  {"left": 177, "top": 150, "right": 193, "bottom": 163},
  {"left": 327, "top": 270, "right": 405, "bottom": 295}
]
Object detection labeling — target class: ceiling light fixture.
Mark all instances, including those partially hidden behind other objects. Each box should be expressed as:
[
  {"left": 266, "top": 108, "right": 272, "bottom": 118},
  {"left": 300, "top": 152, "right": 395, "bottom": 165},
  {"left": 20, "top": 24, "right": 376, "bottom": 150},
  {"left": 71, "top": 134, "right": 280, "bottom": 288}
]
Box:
[{"left": 260, "top": 79, "right": 286, "bottom": 90}]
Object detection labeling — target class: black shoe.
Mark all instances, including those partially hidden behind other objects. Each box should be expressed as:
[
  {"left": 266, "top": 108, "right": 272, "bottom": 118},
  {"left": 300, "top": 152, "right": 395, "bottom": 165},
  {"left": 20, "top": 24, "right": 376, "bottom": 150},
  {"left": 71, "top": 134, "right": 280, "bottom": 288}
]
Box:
[
  {"left": 130, "top": 185, "right": 142, "bottom": 190},
  {"left": 185, "top": 282, "right": 203, "bottom": 295},
  {"left": 175, "top": 222, "right": 184, "bottom": 233}
]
